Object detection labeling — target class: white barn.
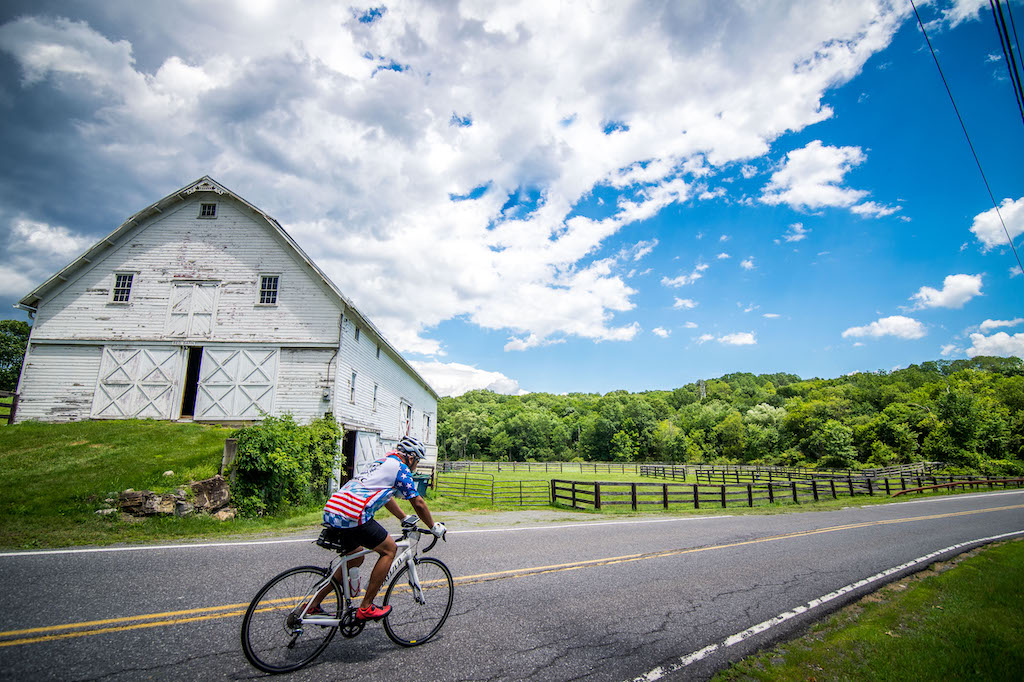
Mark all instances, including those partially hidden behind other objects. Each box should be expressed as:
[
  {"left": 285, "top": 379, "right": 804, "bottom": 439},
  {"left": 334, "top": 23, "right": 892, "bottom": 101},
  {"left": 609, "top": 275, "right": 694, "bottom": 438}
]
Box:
[{"left": 14, "top": 176, "right": 438, "bottom": 478}]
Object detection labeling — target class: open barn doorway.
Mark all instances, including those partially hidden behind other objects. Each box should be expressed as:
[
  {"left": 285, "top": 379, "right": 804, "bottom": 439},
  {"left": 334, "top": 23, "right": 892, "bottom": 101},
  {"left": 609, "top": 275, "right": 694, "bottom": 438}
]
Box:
[{"left": 179, "top": 347, "right": 203, "bottom": 418}]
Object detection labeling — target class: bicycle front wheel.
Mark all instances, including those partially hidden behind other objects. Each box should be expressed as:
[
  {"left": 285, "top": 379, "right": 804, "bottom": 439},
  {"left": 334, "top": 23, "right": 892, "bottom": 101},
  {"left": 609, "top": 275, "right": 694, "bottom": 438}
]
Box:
[
  {"left": 240, "top": 565, "right": 341, "bottom": 673},
  {"left": 382, "top": 557, "right": 454, "bottom": 646}
]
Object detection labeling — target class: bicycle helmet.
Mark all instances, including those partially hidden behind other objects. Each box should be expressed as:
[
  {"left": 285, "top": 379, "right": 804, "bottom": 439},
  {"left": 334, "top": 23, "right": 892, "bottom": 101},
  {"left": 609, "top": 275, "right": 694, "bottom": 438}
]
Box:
[{"left": 395, "top": 436, "right": 426, "bottom": 462}]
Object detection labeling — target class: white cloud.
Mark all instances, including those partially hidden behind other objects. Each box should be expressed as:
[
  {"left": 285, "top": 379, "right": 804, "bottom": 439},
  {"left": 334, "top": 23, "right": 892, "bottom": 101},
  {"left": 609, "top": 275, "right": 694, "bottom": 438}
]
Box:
[
  {"left": 652, "top": 327, "right": 670, "bottom": 338},
  {"left": 0, "top": 3, "right": 915, "bottom": 353},
  {"left": 781, "top": 222, "right": 808, "bottom": 242},
  {"left": 716, "top": 252, "right": 730, "bottom": 259},
  {"left": 719, "top": 235, "right": 730, "bottom": 242},
  {"left": 763, "top": 313, "right": 780, "bottom": 318},
  {"left": 662, "top": 263, "right": 709, "bottom": 288},
  {"left": 410, "top": 360, "right": 526, "bottom": 397},
  {"left": 979, "top": 318, "right": 1024, "bottom": 333},
  {"left": 908, "top": 273, "right": 983, "bottom": 310},
  {"left": 740, "top": 258, "right": 755, "bottom": 270},
  {"left": 850, "top": 201, "right": 899, "bottom": 218},
  {"left": 970, "top": 196, "right": 1024, "bottom": 251},
  {"left": 697, "top": 334, "right": 715, "bottom": 344},
  {"left": 940, "top": 343, "right": 961, "bottom": 357},
  {"left": 719, "top": 331, "right": 757, "bottom": 345},
  {"left": 683, "top": 321, "right": 698, "bottom": 329},
  {"left": 673, "top": 297, "right": 698, "bottom": 309},
  {"left": 842, "top": 315, "right": 926, "bottom": 340},
  {"left": 4, "top": 217, "right": 94, "bottom": 294},
  {"left": 966, "top": 332, "right": 1024, "bottom": 358}
]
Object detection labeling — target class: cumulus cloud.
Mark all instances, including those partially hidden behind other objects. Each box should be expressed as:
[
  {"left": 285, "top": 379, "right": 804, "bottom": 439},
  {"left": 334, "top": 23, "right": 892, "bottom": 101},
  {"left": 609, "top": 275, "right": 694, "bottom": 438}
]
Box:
[
  {"left": 4, "top": 216, "right": 94, "bottom": 294},
  {"left": 719, "top": 332, "right": 757, "bottom": 345},
  {"left": 740, "top": 258, "right": 755, "bottom": 270},
  {"left": 673, "top": 297, "right": 698, "bottom": 309},
  {"left": 979, "top": 318, "right": 1024, "bottom": 333},
  {"left": 969, "top": 196, "right": 1024, "bottom": 251},
  {"left": 966, "top": 332, "right": 1024, "bottom": 358},
  {"left": 763, "top": 313, "right": 780, "bottom": 318},
  {"left": 842, "top": 315, "right": 926, "bottom": 340},
  {"left": 908, "top": 274, "right": 983, "bottom": 310},
  {"left": 683, "top": 321, "right": 698, "bottom": 329},
  {"left": 940, "top": 343, "right": 961, "bottom": 357},
  {"left": 410, "top": 360, "right": 526, "bottom": 397},
  {"left": 716, "top": 252, "right": 730, "bottom": 259},
  {"left": 652, "top": 327, "right": 670, "bottom": 338},
  {"left": 662, "top": 263, "right": 709, "bottom": 287},
  {"left": 697, "top": 333, "right": 715, "bottom": 344},
  {"left": 760, "top": 140, "right": 897, "bottom": 216},
  {"left": 780, "top": 222, "right": 808, "bottom": 242},
  {"left": 0, "top": 2, "right": 914, "bottom": 353}
]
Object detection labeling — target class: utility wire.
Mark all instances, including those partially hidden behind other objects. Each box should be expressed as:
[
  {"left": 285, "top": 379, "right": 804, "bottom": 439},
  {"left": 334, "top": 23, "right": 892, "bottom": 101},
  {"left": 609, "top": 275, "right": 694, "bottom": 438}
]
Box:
[
  {"left": 909, "top": 0, "right": 1024, "bottom": 277},
  {"left": 990, "top": 0, "right": 1024, "bottom": 128}
]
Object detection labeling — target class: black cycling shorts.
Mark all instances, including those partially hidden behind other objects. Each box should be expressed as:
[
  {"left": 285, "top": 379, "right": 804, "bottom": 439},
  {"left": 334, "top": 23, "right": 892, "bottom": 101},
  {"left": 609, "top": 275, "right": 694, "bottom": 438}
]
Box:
[{"left": 327, "top": 520, "right": 389, "bottom": 553}]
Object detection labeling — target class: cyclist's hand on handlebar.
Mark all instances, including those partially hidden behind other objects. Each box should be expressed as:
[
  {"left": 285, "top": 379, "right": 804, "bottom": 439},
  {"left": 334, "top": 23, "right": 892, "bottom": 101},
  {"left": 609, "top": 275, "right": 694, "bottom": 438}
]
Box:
[
  {"left": 401, "top": 515, "right": 419, "bottom": 528},
  {"left": 430, "top": 522, "right": 447, "bottom": 540}
]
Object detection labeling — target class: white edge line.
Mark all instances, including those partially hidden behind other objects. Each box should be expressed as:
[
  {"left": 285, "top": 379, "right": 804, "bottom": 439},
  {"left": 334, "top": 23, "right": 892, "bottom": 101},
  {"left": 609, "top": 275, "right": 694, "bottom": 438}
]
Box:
[
  {"left": 626, "top": 528, "right": 1024, "bottom": 682},
  {"left": 0, "top": 516, "right": 732, "bottom": 558}
]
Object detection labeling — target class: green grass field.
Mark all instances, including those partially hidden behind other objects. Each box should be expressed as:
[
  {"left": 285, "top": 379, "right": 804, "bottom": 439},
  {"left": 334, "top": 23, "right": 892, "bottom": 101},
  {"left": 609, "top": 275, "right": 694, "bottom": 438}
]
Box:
[{"left": 714, "top": 539, "right": 1024, "bottom": 681}]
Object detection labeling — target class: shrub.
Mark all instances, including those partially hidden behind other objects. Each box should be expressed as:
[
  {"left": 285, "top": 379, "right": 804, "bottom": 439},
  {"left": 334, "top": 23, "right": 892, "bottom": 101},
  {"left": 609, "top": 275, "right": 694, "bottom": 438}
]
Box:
[{"left": 231, "top": 414, "right": 341, "bottom": 517}]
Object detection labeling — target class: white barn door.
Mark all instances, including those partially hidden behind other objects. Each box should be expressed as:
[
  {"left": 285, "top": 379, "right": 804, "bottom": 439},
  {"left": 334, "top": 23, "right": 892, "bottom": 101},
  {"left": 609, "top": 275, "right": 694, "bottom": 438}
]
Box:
[
  {"left": 92, "top": 347, "right": 183, "bottom": 419},
  {"left": 194, "top": 347, "right": 279, "bottom": 420},
  {"left": 167, "top": 282, "right": 218, "bottom": 337}
]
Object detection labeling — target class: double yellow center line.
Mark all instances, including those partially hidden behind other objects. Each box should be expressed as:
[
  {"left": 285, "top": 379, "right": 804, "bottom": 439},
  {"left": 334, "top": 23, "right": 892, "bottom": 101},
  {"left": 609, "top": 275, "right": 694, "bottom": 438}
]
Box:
[{"left": 3, "top": 503, "right": 1021, "bottom": 648}]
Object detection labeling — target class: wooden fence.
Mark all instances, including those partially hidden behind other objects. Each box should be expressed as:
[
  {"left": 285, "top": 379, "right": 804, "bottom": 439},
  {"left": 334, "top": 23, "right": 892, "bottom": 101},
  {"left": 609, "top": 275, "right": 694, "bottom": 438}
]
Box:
[
  {"left": 434, "top": 472, "right": 550, "bottom": 506},
  {"left": 551, "top": 475, "right": 1024, "bottom": 511},
  {"left": 438, "top": 461, "right": 643, "bottom": 474},
  {"left": 0, "top": 391, "right": 17, "bottom": 426},
  {"left": 686, "top": 462, "right": 941, "bottom": 484}
]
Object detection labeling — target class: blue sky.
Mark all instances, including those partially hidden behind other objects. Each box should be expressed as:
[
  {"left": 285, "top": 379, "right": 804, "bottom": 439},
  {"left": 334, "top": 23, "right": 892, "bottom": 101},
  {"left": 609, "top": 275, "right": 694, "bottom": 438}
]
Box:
[{"left": 0, "top": 1, "right": 1022, "bottom": 396}]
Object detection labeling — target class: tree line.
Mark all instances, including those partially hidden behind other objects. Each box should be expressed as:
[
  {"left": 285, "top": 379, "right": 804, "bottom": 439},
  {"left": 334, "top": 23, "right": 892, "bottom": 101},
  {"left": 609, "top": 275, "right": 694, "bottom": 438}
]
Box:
[{"left": 437, "top": 356, "right": 1024, "bottom": 475}]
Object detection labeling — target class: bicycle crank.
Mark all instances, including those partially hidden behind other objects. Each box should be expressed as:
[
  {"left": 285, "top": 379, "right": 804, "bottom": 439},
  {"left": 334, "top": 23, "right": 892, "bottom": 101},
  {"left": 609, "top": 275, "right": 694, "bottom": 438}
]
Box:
[{"left": 339, "top": 611, "right": 366, "bottom": 638}]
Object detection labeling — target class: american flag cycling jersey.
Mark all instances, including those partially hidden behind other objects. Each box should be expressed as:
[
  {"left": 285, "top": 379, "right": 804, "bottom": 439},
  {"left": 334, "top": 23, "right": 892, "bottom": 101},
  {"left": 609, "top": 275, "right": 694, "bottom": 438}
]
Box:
[{"left": 323, "top": 454, "right": 419, "bottom": 529}]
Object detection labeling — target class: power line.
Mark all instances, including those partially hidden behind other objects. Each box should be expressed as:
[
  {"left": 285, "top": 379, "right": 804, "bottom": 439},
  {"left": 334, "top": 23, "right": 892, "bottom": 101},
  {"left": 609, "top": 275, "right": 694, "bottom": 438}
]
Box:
[
  {"left": 990, "top": 0, "right": 1024, "bottom": 128},
  {"left": 909, "top": 0, "right": 1024, "bottom": 277}
]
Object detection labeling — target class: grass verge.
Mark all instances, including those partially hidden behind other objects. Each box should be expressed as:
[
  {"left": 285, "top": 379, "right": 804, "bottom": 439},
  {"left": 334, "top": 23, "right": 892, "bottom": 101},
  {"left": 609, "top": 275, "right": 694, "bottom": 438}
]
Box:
[{"left": 714, "top": 539, "right": 1024, "bottom": 682}]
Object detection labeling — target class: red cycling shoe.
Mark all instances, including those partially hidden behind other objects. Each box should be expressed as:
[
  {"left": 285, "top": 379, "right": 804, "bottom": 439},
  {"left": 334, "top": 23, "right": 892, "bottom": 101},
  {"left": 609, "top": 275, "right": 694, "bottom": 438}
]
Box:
[{"left": 355, "top": 604, "right": 392, "bottom": 621}]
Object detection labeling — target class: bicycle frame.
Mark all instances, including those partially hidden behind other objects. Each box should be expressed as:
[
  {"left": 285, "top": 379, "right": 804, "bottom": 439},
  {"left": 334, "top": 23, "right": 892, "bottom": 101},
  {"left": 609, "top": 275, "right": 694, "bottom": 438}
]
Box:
[{"left": 298, "top": 530, "right": 424, "bottom": 627}]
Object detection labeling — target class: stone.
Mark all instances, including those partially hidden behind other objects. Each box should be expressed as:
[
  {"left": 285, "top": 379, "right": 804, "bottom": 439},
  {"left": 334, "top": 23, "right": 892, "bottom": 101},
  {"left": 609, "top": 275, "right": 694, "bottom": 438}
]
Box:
[
  {"left": 95, "top": 508, "right": 116, "bottom": 515},
  {"left": 212, "top": 507, "right": 236, "bottom": 521},
  {"left": 175, "top": 499, "right": 194, "bottom": 516},
  {"left": 163, "top": 470, "right": 174, "bottom": 477},
  {"left": 190, "top": 475, "right": 231, "bottom": 512}
]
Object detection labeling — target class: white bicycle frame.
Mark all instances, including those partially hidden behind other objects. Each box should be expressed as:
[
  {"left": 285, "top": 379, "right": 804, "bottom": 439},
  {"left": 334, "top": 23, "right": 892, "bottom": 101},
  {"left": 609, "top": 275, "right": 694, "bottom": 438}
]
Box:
[{"left": 299, "top": 530, "right": 425, "bottom": 627}]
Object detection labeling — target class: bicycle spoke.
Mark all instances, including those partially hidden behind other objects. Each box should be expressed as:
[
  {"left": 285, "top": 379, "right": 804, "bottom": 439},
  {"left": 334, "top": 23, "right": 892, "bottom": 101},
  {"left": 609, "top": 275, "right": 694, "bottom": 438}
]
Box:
[{"left": 382, "top": 558, "right": 454, "bottom": 647}]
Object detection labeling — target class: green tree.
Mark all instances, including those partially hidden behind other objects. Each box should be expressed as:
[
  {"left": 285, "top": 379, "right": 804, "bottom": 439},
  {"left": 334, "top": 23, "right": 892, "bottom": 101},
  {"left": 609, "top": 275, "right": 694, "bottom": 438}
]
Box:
[
  {"left": 0, "top": 320, "right": 30, "bottom": 392},
  {"left": 808, "top": 419, "right": 856, "bottom": 468}
]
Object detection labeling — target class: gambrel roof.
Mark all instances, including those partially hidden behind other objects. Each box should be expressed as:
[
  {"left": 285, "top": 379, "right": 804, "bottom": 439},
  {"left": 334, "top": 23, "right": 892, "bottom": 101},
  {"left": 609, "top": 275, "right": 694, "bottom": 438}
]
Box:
[{"left": 17, "top": 175, "right": 438, "bottom": 400}]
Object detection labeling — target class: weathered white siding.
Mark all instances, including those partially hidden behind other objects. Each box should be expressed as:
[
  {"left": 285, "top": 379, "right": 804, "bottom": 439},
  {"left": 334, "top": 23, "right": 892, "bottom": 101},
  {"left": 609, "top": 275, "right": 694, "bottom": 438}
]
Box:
[
  {"left": 16, "top": 344, "right": 101, "bottom": 422},
  {"left": 334, "top": 316, "right": 437, "bottom": 464},
  {"left": 276, "top": 348, "right": 337, "bottom": 421},
  {"left": 30, "top": 195, "right": 342, "bottom": 346}
]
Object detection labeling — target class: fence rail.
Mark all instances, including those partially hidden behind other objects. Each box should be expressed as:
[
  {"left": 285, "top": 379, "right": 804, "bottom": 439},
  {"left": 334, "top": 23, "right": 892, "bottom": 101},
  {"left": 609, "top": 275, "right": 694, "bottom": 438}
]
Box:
[
  {"left": 438, "top": 461, "right": 643, "bottom": 474},
  {"left": 551, "top": 475, "right": 1023, "bottom": 511},
  {"left": 0, "top": 391, "right": 17, "bottom": 426},
  {"left": 435, "top": 472, "right": 549, "bottom": 506}
]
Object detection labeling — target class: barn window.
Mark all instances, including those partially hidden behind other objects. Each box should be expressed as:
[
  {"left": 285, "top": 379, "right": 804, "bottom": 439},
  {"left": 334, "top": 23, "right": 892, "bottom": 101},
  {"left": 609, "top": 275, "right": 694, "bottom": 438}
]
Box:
[
  {"left": 112, "top": 273, "right": 134, "bottom": 303},
  {"left": 199, "top": 202, "right": 217, "bottom": 218},
  {"left": 258, "top": 275, "right": 279, "bottom": 304},
  {"left": 373, "top": 383, "right": 379, "bottom": 411},
  {"left": 354, "top": 327, "right": 360, "bottom": 342},
  {"left": 350, "top": 371, "right": 357, "bottom": 403},
  {"left": 376, "top": 344, "right": 381, "bottom": 359},
  {"left": 424, "top": 414, "right": 431, "bottom": 442}
]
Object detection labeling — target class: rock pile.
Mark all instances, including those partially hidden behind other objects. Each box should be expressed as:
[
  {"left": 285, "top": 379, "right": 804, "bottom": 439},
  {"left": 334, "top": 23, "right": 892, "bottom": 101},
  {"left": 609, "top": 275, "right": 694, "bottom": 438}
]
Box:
[{"left": 113, "top": 475, "right": 235, "bottom": 520}]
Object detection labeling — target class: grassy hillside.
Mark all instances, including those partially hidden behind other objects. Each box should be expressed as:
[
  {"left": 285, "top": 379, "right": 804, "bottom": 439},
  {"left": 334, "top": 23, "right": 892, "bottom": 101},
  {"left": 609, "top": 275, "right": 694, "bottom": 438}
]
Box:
[{"left": 0, "top": 420, "right": 320, "bottom": 548}]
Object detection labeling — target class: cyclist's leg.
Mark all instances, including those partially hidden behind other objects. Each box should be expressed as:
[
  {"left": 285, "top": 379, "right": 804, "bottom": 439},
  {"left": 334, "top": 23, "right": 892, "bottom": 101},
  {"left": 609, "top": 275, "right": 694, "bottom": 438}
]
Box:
[{"left": 360, "top": 534, "right": 397, "bottom": 609}]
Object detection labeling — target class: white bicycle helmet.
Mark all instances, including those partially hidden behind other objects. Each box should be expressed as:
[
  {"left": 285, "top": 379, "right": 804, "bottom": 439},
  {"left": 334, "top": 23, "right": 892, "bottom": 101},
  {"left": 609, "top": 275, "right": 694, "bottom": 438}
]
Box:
[{"left": 395, "top": 436, "right": 426, "bottom": 462}]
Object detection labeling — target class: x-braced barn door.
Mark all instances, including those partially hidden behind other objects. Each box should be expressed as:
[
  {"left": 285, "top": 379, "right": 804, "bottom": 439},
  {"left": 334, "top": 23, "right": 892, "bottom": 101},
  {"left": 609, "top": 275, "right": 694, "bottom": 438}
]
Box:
[
  {"left": 91, "top": 347, "right": 183, "bottom": 419},
  {"left": 193, "top": 347, "right": 279, "bottom": 420},
  {"left": 167, "top": 282, "right": 218, "bottom": 338}
]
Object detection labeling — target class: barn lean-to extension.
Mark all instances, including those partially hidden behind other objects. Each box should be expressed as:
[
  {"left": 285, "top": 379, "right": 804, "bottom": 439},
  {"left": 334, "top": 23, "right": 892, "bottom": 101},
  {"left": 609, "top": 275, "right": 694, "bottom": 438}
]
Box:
[{"left": 14, "top": 176, "right": 438, "bottom": 480}]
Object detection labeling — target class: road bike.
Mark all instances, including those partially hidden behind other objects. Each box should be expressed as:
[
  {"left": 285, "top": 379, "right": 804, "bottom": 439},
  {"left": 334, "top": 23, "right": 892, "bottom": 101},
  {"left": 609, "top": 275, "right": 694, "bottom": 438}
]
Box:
[{"left": 240, "top": 517, "right": 454, "bottom": 673}]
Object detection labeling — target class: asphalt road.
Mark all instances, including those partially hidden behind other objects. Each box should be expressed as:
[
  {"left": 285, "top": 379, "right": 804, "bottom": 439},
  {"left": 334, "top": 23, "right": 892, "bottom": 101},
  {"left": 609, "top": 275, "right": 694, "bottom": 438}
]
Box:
[{"left": 1, "top": 489, "right": 1023, "bottom": 681}]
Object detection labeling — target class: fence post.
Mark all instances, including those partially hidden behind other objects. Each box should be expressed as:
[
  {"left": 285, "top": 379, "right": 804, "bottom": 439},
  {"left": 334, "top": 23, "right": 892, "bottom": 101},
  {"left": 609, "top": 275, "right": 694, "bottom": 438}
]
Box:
[
  {"left": 7, "top": 394, "right": 17, "bottom": 425},
  {"left": 663, "top": 484, "right": 669, "bottom": 509},
  {"left": 768, "top": 484, "right": 774, "bottom": 504},
  {"left": 884, "top": 478, "right": 891, "bottom": 495},
  {"left": 571, "top": 482, "right": 577, "bottom": 508},
  {"left": 747, "top": 484, "right": 753, "bottom": 507},
  {"left": 792, "top": 481, "right": 799, "bottom": 504},
  {"left": 867, "top": 479, "right": 873, "bottom": 496},
  {"left": 631, "top": 483, "right": 638, "bottom": 511},
  {"left": 693, "top": 484, "right": 700, "bottom": 509},
  {"left": 848, "top": 477, "right": 854, "bottom": 496},
  {"left": 812, "top": 480, "right": 819, "bottom": 502},
  {"left": 594, "top": 482, "right": 601, "bottom": 510},
  {"left": 550, "top": 479, "right": 556, "bottom": 505},
  {"left": 720, "top": 485, "right": 727, "bottom": 508},
  {"left": 220, "top": 438, "right": 238, "bottom": 478}
]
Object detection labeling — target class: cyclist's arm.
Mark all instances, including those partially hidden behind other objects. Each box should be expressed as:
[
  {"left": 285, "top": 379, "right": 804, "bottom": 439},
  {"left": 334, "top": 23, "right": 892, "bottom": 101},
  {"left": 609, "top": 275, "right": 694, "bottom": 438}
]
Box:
[
  {"left": 384, "top": 498, "right": 405, "bottom": 521},
  {"left": 409, "top": 495, "right": 435, "bottom": 528}
]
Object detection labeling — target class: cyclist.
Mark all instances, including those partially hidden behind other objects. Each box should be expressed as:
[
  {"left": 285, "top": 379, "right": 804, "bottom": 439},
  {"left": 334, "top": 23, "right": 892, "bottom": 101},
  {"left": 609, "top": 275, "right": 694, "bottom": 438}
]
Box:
[{"left": 319, "top": 435, "right": 445, "bottom": 621}]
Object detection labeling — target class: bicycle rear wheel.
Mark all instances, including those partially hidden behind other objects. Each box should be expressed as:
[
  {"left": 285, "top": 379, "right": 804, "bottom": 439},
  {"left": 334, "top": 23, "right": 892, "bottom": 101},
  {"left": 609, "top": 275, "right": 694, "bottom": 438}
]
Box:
[
  {"left": 240, "top": 565, "right": 341, "bottom": 673},
  {"left": 382, "top": 557, "right": 454, "bottom": 646}
]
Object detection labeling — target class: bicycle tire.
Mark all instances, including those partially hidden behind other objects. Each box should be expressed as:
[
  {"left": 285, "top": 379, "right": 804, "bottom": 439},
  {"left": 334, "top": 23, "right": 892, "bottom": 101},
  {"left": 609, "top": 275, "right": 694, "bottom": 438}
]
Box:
[
  {"left": 240, "top": 565, "right": 341, "bottom": 673},
  {"left": 382, "top": 557, "right": 454, "bottom": 647}
]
